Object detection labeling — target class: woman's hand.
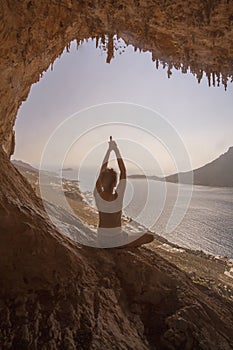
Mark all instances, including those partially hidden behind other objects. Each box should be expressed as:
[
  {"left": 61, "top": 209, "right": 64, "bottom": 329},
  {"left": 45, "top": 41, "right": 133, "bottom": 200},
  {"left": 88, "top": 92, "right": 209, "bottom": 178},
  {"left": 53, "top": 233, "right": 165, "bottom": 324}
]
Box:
[{"left": 108, "top": 136, "right": 118, "bottom": 151}]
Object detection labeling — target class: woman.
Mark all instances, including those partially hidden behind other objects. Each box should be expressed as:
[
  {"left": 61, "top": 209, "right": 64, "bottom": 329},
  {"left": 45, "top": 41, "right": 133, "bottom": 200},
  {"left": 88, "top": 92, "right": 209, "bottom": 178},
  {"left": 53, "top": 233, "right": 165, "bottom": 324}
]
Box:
[{"left": 94, "top": 136, "right": 127, "bottom": 248}]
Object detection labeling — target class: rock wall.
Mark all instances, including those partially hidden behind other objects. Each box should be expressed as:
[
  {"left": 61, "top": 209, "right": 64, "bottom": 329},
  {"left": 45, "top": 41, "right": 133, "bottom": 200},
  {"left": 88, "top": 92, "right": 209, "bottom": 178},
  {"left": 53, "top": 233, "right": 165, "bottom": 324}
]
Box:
[
  {"left": 0, "top": 1, "right": 233, "bottom": 349},
  {"left": 0, "top": 0, "right": 233, "bottom": 154},
  {"left": 0, "top": 146, "right": 233, "bottom": 348}
]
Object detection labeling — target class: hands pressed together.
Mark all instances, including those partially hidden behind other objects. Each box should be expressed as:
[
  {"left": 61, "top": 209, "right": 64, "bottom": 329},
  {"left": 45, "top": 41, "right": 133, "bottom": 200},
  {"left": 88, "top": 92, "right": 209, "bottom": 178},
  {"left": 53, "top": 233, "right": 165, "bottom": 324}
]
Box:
[
  {"left": 108, "top": 136, "right": 118, "bottom": 152},
  {"left": 98, "top": 135, "right": 126, "bottom": 180}
]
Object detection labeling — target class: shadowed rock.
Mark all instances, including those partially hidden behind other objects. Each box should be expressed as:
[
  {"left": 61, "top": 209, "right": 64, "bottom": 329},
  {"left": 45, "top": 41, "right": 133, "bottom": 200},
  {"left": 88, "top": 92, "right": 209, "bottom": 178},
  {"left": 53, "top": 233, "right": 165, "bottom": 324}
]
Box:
[{"left": 0, "top": 1, "right": 233, "bottom": 348}]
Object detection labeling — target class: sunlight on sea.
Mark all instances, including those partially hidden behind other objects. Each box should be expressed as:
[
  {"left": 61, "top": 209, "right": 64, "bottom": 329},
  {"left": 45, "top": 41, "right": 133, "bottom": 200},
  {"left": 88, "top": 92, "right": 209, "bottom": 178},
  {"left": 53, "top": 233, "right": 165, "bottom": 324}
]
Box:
[{"left": 63, "top": 168, "right": 233, "bottom": 258}]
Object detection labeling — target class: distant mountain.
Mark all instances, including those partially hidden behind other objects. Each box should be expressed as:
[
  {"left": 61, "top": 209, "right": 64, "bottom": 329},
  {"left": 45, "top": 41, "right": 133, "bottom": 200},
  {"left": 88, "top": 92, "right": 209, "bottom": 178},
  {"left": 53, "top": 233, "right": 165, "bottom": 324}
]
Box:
[
  {"left": 165, "top": 147, "right": 233, "bottom": 187},
  {"left": 11, "top": 159, "right": 57, "bottom": 177},
  {"left": 128, "top": 174, "right": 163, "bottom": 181},
  {"left": 11, "top": 159, "right": 38, "bottom": 173},
  {"left": 63, "top": 167, "right": 73, "bottom": 171}
]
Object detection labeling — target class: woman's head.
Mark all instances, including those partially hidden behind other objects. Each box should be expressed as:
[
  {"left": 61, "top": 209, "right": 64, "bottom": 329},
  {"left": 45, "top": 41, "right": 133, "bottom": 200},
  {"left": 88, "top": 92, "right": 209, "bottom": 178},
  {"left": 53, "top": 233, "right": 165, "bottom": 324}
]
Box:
[{"left": 100, "top": 168, "right": 117, "bottom": 192}]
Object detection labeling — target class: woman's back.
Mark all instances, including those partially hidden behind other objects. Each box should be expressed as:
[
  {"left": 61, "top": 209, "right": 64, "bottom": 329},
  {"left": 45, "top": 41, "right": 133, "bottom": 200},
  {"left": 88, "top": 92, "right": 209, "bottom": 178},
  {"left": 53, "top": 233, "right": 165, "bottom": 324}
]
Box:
[{"left": 94, "top": 179, "right": 126, "bottom": 228}]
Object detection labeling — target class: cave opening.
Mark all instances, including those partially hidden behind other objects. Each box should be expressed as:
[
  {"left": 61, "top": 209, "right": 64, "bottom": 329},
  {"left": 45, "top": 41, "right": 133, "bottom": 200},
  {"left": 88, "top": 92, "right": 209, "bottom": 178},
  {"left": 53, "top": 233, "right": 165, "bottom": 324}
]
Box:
[
  {"left": 13, "top": 35, "right": 233, "bottom": 173},
  {"left": 1, "top": 1, "right": 233, "bottom": 348},
  {"left": 11, "top": 36, "right": 233, "bottom": 252}
]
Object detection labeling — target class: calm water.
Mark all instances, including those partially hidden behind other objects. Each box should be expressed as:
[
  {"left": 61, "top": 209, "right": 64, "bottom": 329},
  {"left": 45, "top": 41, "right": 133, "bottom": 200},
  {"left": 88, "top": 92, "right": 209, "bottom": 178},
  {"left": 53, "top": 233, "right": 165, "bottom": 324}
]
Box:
[{"left": 63, "top": 169, "right": 233, "bottom": 258}]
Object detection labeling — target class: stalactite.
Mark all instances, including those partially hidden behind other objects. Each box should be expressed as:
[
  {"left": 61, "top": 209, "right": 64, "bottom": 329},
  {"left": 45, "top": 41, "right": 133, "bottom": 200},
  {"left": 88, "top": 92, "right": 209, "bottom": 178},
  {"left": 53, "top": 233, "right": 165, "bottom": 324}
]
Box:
[
  {"left": 207, "top": 71, "right": 211, "bottom": 87},
  {"left": 66, "top": 42, "right": 70, "bottom": 53},
  {"left": 152, "top": 51, "right": 156, "bottom": 62},
  {"left": 174, "top": 62, "right": 181, "bottom": 70},
  {"left": 101, "top": 34, "right": 106, "bottom": 46},
  {"left": 106, "top": 34, "right": 114, "bottom": 64},
  {"left": 217, "top": 72, "right": 221, "bottom": 87},
  {"left": 212, "top": 72, "right": 216, "bottom": 87},
  {"left": 167, "top": 63, "right": 172, "bottom": 78},
  {"left": 222, "top": 75, "right": 228, "bottom": 90},
  {"left": 181, "top": 64, "right": 188, "bottom": 73},
  {"left": 197, "top": 69, "right": 203, "bottom": 83},
  {"left": 95, "top": 36, "right": 99, "bottom": 49}
]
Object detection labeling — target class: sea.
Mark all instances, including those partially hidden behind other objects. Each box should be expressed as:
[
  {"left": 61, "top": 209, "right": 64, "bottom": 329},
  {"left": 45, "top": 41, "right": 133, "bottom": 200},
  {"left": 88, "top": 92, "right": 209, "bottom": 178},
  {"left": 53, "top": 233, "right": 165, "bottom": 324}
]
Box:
[{"left": 61, "top": 168, "right": 233, "bottom": 258}]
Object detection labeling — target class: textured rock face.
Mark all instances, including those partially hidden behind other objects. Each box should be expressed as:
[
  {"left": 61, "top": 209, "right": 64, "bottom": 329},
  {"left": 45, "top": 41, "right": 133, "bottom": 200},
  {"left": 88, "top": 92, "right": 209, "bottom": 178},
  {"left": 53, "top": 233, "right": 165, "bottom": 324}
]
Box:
[
  {"left": 0, "top": 148, "right": 233, "bottom": 348},
  {"left": 0, "top": 1, "right": 233, "bottom": 349},
  {"left": 0, "top": 0, "right": 233, "bottom": 154}
]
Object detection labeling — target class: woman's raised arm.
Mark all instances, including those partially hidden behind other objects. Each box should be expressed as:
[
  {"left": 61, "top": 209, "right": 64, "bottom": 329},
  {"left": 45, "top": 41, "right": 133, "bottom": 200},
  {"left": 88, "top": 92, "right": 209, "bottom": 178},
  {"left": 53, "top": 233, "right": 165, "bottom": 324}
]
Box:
[
  {"left": 95, "top": 143, "right": 111, "bottom": 192},
  {"left": 110, "top": 137, "right": 126, "bottom": 180}
]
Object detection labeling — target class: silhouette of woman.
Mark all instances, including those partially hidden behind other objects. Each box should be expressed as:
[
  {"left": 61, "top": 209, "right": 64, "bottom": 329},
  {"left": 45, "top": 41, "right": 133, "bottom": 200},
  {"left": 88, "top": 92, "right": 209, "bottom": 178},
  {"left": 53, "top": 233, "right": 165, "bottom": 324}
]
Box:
[{"left": 94, "top": 136, "right": 127, "bottom": 247}]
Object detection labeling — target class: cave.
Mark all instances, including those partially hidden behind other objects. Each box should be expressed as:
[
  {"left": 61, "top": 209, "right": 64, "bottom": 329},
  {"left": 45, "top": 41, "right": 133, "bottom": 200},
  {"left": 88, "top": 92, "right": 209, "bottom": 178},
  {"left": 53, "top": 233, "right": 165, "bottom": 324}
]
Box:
[{"left": 0, "top": 1, "right": 233, "bottom": 349}]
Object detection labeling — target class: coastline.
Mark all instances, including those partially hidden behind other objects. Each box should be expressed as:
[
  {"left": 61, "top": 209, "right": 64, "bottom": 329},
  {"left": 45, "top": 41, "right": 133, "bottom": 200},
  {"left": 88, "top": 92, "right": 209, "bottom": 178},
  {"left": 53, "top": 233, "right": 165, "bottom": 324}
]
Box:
[
  {"left": 128, "top": 175, "right": 233, "bottom": 189},
  {"left": 13, "top": 161, "right": 233, "bottom": 301}
]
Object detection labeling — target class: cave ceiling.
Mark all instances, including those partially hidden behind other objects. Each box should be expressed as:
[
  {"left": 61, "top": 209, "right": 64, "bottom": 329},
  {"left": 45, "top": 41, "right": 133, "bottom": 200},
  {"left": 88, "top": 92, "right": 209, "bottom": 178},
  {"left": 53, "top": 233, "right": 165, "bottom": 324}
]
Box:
[{"left": 0, "top": 0, "right": 232, "bottom": 153}]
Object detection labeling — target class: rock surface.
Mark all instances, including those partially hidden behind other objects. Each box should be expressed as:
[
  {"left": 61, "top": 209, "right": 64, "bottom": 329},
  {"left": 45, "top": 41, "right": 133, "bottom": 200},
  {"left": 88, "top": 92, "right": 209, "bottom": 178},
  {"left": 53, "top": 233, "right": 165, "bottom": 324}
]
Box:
[
  {"left": 0, "top": 0, "right": 233, "bottom": 153},
  {"left": 1, "top": 146, "right": 233, "bottom": 349},
  {"left": 1, "top": 1, "right": 233, "bottom": 349}
]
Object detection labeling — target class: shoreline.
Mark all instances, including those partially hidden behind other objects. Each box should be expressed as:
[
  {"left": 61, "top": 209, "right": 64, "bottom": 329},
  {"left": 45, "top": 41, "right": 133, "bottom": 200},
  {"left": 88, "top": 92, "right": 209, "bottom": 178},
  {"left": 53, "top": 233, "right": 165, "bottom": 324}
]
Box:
[
  {"left": 47, "top": 180, "right": 233, "bottom": 301},
  {"left": 128, "top": 175, "right": 233, "bottom": 189},
  {"left": 82, "top": 188, "right": 233, "bottom": 261},
  {"left": 13, "top": 161, "right": 233, "bottom": 301}
]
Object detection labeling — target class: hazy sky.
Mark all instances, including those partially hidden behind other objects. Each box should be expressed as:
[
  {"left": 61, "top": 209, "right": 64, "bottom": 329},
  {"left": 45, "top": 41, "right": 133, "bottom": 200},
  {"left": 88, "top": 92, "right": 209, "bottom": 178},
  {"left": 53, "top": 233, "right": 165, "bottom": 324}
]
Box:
[{"left": 14, "top": 38, "right": 233, "bottom": 175}]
